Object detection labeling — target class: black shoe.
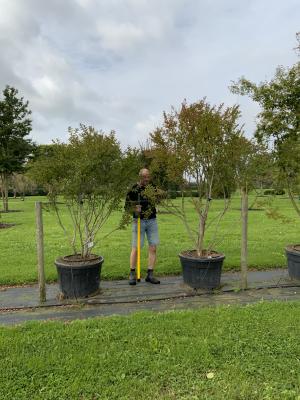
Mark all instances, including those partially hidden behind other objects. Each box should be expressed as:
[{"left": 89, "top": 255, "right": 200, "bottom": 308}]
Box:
[
  {"left": 129, "top": 269, "right": 136, "bottom": 285},
  {"left": 145, "top": 269, "right": 160, "bottom": 284}
]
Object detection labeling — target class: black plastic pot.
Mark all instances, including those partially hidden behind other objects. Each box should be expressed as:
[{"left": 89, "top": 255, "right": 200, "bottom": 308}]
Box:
[
  {"left": 55, "top": 255, "right": 104, "bottom": 299},
  {"left": 179, "top": 251, "right": 225, "bottom": 289},
  {"left": 285, "top": 245, "right": 300, "bottom": 280}
]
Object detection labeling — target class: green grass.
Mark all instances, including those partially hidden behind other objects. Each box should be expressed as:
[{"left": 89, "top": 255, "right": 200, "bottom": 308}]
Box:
[
  {"left": 0, "top": 195, "right": 299, "bottom": 285},
  {"left": 0, "top": 302, "right": 300, "bottom": 399}
]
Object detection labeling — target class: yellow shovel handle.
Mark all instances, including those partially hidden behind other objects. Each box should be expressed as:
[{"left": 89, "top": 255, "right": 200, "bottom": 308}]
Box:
[{"left": 137, "top": 216, "right": 141, "bottom": 281}]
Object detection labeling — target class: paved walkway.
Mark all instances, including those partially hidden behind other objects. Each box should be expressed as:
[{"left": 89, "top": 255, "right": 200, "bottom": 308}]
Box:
[{"left": 1, "top": 269, "right": 300, "bottom": 325}]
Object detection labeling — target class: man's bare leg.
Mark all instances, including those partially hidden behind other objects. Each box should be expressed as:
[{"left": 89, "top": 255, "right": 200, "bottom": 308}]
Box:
[
  {"left": 130, "top": 247, "right": 137, "bottom": 269},
  {"left": 129, "top": 247, "right": 137, "bottom": 285},
  {"left": 148, "top": 245, "right": 156, "bottom": 269},
  {"left": 146, "top": 245, "right": 160, "bottom": 284}
]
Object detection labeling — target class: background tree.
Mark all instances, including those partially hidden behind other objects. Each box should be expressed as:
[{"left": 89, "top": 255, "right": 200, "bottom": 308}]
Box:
[
  {"left": 31, "top": 143, "right": 56, "bottom": 160},
  {"left": 11, "top": 173, "right": 37, "bottom": 200},
  {"left": 26, "top": 144, "right": 61, "bottom": 197},
  {"left": 230, "top": 57, "right": 300, "bottom": 218},
  {"left": 295, "top": 31, "right": 300, "bottom": 55},
  {"left": 139, "top": 141, "right": 179, "bottom": 206},
  {"left": 0, "top": 86, "right": 34, "bottom": 211}
]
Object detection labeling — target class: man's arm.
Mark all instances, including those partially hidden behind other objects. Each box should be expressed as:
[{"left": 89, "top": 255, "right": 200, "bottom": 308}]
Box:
[
  {"left": 124, "top": 187, "right": 141, "bottom": 214},
  {"left": 124, "top": 190, "right": 133, "bottom": 213}
]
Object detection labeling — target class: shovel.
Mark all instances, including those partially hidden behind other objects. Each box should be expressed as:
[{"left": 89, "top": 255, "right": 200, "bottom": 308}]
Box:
[{"left": 137, "top": 194, "right": 141, "bottom": 282}]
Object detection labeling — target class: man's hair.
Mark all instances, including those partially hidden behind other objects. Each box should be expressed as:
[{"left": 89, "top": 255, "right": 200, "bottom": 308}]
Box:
[{"left": 139, "top": 168, "right": 150, "bottom": 177}]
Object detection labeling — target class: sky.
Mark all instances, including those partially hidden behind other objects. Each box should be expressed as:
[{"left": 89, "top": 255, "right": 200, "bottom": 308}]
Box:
[{"left": 0, "top": 0, "right": 299, "bottom": 147}]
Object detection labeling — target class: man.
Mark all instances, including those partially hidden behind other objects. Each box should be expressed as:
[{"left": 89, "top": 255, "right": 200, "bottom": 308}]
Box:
[{"left": 125, "top": 168, "right": 160, "bottom": 285}]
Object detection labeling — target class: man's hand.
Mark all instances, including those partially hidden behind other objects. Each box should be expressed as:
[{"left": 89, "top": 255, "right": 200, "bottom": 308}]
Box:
[{"left": 135, "top": 205, "right": 142, "bottom": 214}]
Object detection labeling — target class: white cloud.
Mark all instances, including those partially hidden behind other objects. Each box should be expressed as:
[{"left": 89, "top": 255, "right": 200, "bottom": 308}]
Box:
[
  {"left": 96, "top": 22, "right": 144, "bottom": 52},
  {"left": 132, "top": 114, "right": 162, "bottom": 146},
  {"left": 32, "top": 75, "right": 59, "bottom": 98},
  {"left": 0, "top": 0, "right": 298, "bottom": 146}
]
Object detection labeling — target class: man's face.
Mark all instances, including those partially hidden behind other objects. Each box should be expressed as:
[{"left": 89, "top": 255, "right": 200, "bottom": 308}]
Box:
[{"left": 140, "top": 171, "right": 150, "bottom": 186}]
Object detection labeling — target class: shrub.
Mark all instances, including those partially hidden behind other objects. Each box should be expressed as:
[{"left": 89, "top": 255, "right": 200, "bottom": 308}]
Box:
[
  {"left": 275, "top": 189, "right": 285, "bottom": 195},
  {"left": 264, "top": 189, "right": 275, "bottom": 195}
]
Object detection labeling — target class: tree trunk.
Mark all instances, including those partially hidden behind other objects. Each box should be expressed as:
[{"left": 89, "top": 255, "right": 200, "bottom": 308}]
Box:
[
  {"left": 287, "top": 181, "right": 300, "bottom": 217},
  {"left": 197, "top": 200, "right": 210, "bottom": 256},
  {"left": 1, "top": 174, "right": 9, "bottom": 212},
  {"left": 241, "top": 186, "right": 248, "bottom": 289},
  {"left": 35, "top": 201, "right": 46, "bottom": 302},
  {"left": 0, "top": 175, "right": 3, "bottom": 207},
  {"left": 82, "top": 217, "right": 90, "bottom": 259}
]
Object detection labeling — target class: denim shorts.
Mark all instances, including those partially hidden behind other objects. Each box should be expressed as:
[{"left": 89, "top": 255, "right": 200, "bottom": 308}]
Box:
[{"left": 132, "top": 218, "right": 159, "bottom": 248}]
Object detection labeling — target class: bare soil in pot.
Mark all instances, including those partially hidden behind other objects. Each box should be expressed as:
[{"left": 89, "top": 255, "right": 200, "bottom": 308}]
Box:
[
  {"left": 57, "top": 254, "right": 102, "bottom": 265},
  {"left": 286, "top": 245, "right": 300, "bottom": 253},
  {"left": 180, "top": 250, "right": 224, "bottom": 259}
]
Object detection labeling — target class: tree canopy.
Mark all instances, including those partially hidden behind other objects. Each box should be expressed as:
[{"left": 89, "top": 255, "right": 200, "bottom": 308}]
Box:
[
  {"left": 0, "top": 85, "right": 33, "bottom": 211},
  {"left": 230, "top": 43, "right": 300, "bottom": 217},
  {"left": 150, "top": 98, "right": 243, "bottom": 256}
]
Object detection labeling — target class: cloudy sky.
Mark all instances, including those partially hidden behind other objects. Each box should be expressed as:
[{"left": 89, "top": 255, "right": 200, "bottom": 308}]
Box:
[{"left": 0, "top": 0, "right": 299, "bottom": 147}]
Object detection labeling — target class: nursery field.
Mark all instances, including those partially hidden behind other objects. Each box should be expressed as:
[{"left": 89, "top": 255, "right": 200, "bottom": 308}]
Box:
[
  {"left": 0, "top": 194, "right": 299, "bottom": 285},
  {"left": 1, "top": 301, "right": 300, "bottom": 400}
]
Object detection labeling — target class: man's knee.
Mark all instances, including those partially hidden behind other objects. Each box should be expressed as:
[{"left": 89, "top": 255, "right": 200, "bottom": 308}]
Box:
[
  {"left": 131, "top": 247, "right": 137, "bottom": 254},
  {"left": 149, "top": 245, "right": 157, "bottom": 253}
]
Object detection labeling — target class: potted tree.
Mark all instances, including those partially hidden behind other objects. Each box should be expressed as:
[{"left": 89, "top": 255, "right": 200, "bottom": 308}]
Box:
[
  {"left": 231, "top": 50, "right": 300, "bottom": 280},
  {"left": 29, "top": 124, "right": 138, "bottom": 298},
  {"left": 149, "top": 99, "right": 243, "bottom": 289}
]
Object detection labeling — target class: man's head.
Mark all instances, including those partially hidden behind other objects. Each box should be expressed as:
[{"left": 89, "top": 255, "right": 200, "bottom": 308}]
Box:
[{"left": 139, "top": 168, "right": 150, "bottom": 186}]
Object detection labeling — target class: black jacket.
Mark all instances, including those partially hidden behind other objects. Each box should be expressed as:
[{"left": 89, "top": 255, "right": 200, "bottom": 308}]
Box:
[{"left": 125, "top": 183, "right": 157, "bottom": 219}]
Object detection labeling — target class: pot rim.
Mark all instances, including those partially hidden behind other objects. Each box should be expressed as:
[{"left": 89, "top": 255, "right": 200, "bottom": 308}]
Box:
[
  {"left": 55, "top": 254, "right": 104, "bottom": 268},
  {"left": 178, "top": 249, "right": 225, "bottom": 262},
  {"left": 285, "top": 244, "right": 300, "bottom": 255}
]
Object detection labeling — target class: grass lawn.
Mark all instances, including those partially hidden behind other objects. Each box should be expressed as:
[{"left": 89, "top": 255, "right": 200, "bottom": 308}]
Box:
[
  {"left": 1, "top": 301, "right": 300, "bottom": 399},
  {"left": 0, "top": 194, "right": 299, "bottom": 285}
]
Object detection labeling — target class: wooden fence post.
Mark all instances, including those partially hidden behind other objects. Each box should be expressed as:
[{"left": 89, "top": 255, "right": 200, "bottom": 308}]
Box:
[
  {"left": 241, "top": 187, "right": 248, "bottom": 290},
  {"left": 35, "top": 201, "right": 46, "bottom": 302}
]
